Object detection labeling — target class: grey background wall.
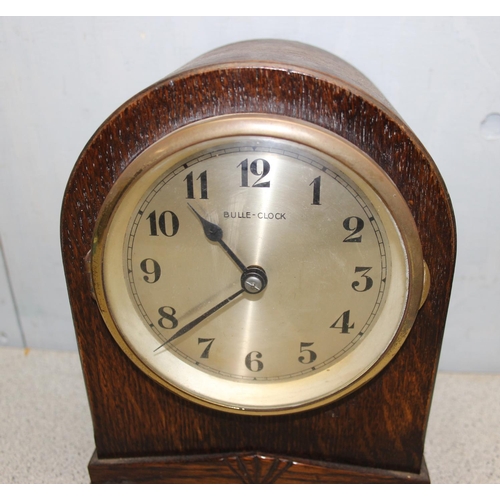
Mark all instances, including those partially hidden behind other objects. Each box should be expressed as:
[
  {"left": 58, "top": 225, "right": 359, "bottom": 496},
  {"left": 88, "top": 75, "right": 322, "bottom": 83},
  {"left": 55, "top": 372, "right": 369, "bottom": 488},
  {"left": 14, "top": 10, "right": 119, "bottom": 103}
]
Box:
[{"left": 0, "top": 17, "right": 499, "bottom": 372}]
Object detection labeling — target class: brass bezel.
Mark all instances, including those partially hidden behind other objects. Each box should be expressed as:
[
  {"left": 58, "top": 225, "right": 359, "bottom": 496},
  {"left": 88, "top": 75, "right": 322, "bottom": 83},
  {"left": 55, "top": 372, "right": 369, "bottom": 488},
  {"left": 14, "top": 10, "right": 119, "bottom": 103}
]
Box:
[{"left": 91, "top": 114, "right": 424, "bottom": 415}]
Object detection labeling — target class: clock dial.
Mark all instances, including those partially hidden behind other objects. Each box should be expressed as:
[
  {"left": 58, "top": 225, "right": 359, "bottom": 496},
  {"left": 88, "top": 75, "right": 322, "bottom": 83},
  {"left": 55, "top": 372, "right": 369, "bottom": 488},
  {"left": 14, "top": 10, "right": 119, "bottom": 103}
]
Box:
[
  {"left": 93, "top": 115, "right": 423, "bottom": 414},
  {"left": 128, "top": 140, "right": 388, "bottom": 378}
]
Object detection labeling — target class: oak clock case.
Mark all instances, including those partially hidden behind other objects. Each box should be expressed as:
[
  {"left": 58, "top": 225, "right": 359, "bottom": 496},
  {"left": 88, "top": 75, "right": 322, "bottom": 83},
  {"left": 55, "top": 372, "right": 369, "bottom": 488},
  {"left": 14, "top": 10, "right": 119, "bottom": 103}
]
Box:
[{"left": 61, "top": 40, "right": 456, "bottom": 483}]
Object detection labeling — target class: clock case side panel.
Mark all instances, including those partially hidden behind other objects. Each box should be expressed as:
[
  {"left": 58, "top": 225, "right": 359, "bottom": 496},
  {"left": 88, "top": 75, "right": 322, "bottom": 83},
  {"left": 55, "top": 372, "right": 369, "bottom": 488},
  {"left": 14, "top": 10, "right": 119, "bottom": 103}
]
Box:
[{"left": 61, "top": 40, "right": 456, "bottom": 478}]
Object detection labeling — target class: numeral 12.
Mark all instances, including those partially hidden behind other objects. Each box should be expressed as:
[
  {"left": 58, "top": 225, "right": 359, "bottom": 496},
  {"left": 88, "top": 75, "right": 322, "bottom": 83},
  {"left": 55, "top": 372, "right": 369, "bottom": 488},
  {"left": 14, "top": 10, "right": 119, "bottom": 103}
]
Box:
[{"left": 237, "top": 159, "right": 271, "bottom": 187}]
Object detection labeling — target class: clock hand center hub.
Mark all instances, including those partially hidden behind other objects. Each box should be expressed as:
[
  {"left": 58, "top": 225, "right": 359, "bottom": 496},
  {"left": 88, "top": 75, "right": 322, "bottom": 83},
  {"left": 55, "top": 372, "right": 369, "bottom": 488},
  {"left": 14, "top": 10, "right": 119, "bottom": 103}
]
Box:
[{"left": 241, "top": 266, "right": 268, "bottom": 295}]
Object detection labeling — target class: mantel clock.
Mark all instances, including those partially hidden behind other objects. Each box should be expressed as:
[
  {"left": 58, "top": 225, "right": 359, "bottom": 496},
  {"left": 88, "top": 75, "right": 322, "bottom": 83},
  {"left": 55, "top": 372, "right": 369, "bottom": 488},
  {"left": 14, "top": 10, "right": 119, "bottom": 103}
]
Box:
[{"left": 61, "top": 40, "right": 455, "bottom": 483}]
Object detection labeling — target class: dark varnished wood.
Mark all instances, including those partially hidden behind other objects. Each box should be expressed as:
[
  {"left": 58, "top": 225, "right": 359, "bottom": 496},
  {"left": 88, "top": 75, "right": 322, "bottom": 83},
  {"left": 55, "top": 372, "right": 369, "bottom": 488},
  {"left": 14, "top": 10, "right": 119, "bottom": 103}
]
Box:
[
  {"left": 61, "top": 40, "right": 455, "bottom": 483},
  {"left": 88, "top": 451, "right": 430, "bottom": 484}
]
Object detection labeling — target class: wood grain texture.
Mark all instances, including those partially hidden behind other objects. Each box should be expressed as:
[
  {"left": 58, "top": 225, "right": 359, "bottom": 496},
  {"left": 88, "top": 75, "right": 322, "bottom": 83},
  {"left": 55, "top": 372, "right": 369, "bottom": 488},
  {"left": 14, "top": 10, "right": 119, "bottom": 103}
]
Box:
[
  {"left": 89, "top": 451, "right": 430, "bottom": 484},
  {"left": 61, "top": 40, "right": 456, "bottom": 483}
]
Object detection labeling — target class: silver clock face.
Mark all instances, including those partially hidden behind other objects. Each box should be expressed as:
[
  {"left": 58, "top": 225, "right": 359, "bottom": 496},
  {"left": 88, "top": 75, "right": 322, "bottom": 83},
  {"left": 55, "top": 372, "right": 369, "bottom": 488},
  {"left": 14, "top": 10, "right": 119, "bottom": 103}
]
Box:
[
  {"left": 93, "top": 115, "right": 423, "bottom": 414},
  {"left": 126, "top": 139, "right": 389, "bottom": 380}
]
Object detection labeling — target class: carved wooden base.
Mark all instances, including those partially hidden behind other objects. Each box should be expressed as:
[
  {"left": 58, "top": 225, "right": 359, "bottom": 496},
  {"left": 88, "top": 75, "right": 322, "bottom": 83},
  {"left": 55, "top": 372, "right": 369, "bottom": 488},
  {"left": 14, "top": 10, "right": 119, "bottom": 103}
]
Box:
[{"left": 88, "top": 450, "right": 430, "bottom": 484}]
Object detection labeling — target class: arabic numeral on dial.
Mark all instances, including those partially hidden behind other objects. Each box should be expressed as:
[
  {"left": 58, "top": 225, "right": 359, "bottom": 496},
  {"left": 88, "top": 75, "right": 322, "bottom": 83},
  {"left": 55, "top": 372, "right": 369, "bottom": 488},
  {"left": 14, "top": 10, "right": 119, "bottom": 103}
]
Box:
[
  {"left": 343, "top": 216, "right": 364, "bottom": 242},
  {"left": 352, "top": 267, "right": 373, "bottom": 292},
  {"left": 140, "top": 258, "right": 161, "bottom": 283},
  {"left": 147, "top": 210, "right": 179, "bottom": 237},
  {"left": 238, "top": 158, "right": 249, "bottom": 187},
  {"left": 310, "top": 176, "right": 321, "bottom": 205},
  {"left": 245, "top": 351, "right": 263, "bottom": 372},
  {"left": 299, "top": 342, "right": 317, "bottom": 364},
  {"left": 198, "top": 338, "right": 215, "bottom": 359},
  {"left": 237, "top": 158, "right": 271, "bottom": 187},
  {"left": 330, "top": 310, "right": 355, "bottom": 333},
  {"left": 184, "top": 170, "right": 208, "bottom": 199},
  {"left": 157, "top": 306, "right": 178, "bottom": 329}
]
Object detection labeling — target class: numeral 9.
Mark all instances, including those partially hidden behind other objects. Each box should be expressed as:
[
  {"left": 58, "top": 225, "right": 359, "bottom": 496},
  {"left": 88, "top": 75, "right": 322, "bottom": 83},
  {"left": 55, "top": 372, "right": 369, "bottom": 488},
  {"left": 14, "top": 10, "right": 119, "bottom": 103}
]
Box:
[{"left": 140, "top": 258, "right": 161, "bottom": 283}]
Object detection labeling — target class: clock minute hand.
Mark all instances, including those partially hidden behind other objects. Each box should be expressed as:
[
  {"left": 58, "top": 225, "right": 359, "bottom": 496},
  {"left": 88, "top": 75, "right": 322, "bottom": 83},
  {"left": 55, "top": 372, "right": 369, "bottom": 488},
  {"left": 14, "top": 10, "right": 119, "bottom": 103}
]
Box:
[
  {"left": 188, "top": 203, "right": 248, "bottom": 273},
  {"left": 154, "top": 288, "right": 245, "bottom": 351}
]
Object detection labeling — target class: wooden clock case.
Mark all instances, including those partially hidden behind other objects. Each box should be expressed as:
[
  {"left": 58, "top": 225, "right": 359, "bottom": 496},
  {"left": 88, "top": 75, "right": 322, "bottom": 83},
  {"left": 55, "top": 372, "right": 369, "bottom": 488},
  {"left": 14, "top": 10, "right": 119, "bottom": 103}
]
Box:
[{"left": 61, "top": 40, "right": 456, "bottom": 483}]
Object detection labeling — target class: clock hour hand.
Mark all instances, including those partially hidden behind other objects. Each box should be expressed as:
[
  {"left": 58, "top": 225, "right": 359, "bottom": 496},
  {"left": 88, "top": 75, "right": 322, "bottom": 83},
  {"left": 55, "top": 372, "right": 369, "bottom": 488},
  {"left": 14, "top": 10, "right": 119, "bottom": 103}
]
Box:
[
  {"left": 188, "top": 203, "right": 248, "bottom": 273},
  {"left": 154, "top": 288, "right": 245, "bottom": 351}
]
